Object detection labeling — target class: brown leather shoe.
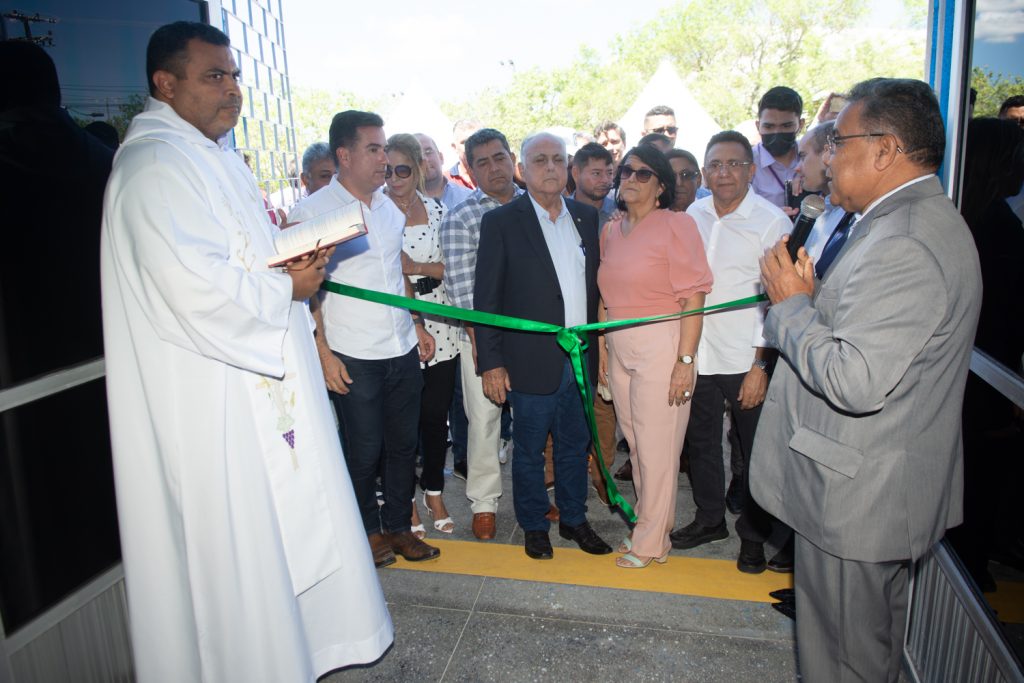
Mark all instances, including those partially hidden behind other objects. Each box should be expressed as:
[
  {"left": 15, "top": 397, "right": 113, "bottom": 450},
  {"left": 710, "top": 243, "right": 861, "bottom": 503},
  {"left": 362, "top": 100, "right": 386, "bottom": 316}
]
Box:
[
  {"left": 588, "top": 456, "right": 611, "bottom": 506},
  {"left": 386, "top": 530, "right": 440, "bottom": 562},
  {"left": 472, "top": 512, "right": 496, "bottom": 540},
  {"left": 545, "top": 504, "right": 560, "bottom": 522},
  {"left": 367, "top": 532, "right": 396, "bottom": 568}
]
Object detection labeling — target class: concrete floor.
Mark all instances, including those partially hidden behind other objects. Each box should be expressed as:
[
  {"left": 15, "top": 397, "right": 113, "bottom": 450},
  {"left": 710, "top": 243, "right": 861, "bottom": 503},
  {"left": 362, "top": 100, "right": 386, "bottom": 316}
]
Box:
[{"left": 324, "top": 446, "right": 800, "bottom": 682}]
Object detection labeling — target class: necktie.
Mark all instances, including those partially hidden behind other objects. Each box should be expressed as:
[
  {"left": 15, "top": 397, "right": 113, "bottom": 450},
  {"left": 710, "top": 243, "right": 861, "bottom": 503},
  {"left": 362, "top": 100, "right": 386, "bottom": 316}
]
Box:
[{"left": 815, "top": 212, "right": 856, "bottom": 279}]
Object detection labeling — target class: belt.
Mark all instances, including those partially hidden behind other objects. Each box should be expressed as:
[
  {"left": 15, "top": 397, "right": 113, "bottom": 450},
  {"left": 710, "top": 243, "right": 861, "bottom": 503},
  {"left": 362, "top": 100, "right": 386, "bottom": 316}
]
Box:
[{"left": 413, "top": 276, "right": 442, "bottom": 296}]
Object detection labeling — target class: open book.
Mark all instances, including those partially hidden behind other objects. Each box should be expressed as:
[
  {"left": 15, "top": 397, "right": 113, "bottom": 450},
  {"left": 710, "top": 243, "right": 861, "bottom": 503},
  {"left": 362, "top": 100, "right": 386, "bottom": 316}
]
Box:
[{"left": 267, "top": 202, "right": 367, "bottom": 267}]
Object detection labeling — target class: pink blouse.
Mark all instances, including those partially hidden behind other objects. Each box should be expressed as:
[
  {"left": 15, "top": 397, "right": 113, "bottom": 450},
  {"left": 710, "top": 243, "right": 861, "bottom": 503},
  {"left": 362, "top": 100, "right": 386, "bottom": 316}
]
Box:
[{"left": 598, "top": 209, "right": 713, "bottom": 320}]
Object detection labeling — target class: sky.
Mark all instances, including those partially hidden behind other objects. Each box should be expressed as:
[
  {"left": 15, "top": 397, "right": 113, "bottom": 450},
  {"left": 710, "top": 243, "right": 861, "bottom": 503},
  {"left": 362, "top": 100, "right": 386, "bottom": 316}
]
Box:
[
  {"left": 281, "top": 0, "right": 675, "bottom": 100},
  {"left": 972, "top": 0, "right": 1024, "bottom": 77},
  {"left": 281, "top": 0, "right": 939, "bottom": 101}
]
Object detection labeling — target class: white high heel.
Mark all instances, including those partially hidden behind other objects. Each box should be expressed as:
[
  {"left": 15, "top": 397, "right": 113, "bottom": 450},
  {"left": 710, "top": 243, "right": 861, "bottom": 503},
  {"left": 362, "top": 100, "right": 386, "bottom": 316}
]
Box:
[{"left": 423, "top": 490, "right": 454, "bottom": 534}]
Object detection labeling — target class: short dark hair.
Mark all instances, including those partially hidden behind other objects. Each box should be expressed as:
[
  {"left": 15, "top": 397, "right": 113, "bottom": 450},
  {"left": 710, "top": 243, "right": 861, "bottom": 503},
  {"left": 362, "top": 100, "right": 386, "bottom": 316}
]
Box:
[
  {"left": 645, "top": 105, "right": 675, "bottom": 118},
  {"left": 464, "top": 128, "right": 511, "bottom": 168},
  {"left": 594, "top": 119, "right": 625, "bottom": 145},
  {"left": 758, "top": 86, "right": 803, "bottom": 117},
  {"left": 146, "top": 21, "right": 230, "bottom": 97},
  {"left": 573, "top": 142, "right": 613, "bottom": 169},
  {"left": 614, "top": 145, "right": 676, "bottom": 211},
  {"left": 666, "top": 148, "right": 699, "bottom": 169},
  {"left": 805, "top": 121, "right": 835, "bottom": 155},
  {"left": 1000, "top": 95, "right": 1024, "bottom": 116},
  {"left": 847, "top": 78, "right": 945, "bottom": 170},
  {"left": 328, "top": 110, "right": 384, "bottom": 156},
  {"left": 704, "top": 130, "right": 753, "bottom": 162},
  {"left": 637, "top": 133, "right": 672, "bottom": 148}
]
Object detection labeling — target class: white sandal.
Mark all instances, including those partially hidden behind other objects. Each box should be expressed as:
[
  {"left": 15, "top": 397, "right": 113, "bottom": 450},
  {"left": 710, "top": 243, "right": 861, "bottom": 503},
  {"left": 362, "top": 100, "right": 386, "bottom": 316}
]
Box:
[
  {"left": 410, "top": 498, "right": 426, "bottom": 539},
  {"left": 423, "top": 490, "right": 454, "bottom": 534}
]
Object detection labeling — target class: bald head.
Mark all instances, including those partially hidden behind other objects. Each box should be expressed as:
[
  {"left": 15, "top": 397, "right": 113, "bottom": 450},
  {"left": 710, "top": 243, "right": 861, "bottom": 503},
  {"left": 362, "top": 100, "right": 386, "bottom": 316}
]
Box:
[
  {"left": 519, "top": 132, "right": 568, "bottom": 201},
  {"left": 520, "top": 132, "right": 566, "bottom": 160},
  {"left": 415, "top": 132, "right": 445, "bottom": 184}
]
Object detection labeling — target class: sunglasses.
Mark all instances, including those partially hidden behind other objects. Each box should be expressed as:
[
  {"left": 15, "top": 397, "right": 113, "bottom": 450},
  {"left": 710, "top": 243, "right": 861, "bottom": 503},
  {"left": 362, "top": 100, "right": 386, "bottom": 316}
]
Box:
[
  {"left": 675, "top": 170, "right": 701, "bottom": 181},
  {"left": 619, "top": 166, "right": 656, "bottom": 182},
  {"left": 651, "top": 126, "right": 678, "bottom": 135},
  {"left": 385, "top": 164, "right": 412, "bottom": 179}
]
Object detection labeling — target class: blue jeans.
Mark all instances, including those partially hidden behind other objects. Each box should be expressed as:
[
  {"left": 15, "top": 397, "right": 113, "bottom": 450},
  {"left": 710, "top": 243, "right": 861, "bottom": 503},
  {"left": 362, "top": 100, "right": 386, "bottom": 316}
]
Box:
[
  {"left": 330, "top": 347, "right": 423, "bottom": 535},
  {"left": 508, "top": 360, "right": 591, "bottom": 531}
]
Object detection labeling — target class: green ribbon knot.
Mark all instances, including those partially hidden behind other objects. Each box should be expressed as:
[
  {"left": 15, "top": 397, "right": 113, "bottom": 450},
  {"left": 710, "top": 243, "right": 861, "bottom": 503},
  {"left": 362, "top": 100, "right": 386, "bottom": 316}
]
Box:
[{"left": 321, "top": 280, "right": 767, "bottom": 523}]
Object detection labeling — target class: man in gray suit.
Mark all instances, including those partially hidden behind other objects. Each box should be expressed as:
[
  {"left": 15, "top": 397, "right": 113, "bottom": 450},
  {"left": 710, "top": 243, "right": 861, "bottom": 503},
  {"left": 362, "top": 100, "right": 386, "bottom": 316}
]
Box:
[{"left": 754, "top": 78, "right": 982, "bottom": 682}]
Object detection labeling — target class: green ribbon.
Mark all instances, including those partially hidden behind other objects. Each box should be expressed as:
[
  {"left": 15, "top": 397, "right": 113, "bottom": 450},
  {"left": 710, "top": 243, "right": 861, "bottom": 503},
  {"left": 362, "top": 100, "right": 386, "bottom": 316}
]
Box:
[{"left": 322, "top": 280, "right": 767, "bottom": 522}]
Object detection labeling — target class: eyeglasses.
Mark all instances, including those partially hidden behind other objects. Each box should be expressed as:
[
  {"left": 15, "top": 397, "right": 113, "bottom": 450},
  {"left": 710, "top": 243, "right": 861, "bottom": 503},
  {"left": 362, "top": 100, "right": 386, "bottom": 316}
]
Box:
[
  {"left": 385, "top": 164, "right": 412, "bottom": 179},
  {"left": 619, "top": 166, "right": 656, "bottom": 182},
  {"left": 650, "top": 126, "right": 678, "bottom": 135},
  {"left": 825, "top": 131, "right": 888, "bottom": 153},
  {"left": 705, "top": 160, "right": 753, "bottom": 173},
  {"left": 675, "top": 170, "right": 700, "bottom": 181}
]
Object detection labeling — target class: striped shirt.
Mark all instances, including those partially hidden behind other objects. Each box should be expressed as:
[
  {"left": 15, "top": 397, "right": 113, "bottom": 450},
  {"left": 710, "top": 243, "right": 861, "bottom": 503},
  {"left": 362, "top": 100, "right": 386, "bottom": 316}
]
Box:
[{"left": 440, "top": 186, "right": 523, "bottom": 340}]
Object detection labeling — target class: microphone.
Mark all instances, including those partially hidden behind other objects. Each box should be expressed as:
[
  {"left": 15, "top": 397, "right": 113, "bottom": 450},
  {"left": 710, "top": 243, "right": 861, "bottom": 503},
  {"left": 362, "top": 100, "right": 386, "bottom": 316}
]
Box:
[{"left": 786, "top": 194, "right": 826, "bottom": 261}]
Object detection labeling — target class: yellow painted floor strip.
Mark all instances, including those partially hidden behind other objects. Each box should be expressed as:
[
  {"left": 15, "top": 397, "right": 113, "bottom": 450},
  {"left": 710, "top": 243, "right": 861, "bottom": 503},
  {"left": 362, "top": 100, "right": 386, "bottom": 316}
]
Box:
[
  {"left": 988, "top": 582, "right": 1024, "bottom": 624},
  {"left": 391, "top": 539, "right": 792, "bottom": 604}
]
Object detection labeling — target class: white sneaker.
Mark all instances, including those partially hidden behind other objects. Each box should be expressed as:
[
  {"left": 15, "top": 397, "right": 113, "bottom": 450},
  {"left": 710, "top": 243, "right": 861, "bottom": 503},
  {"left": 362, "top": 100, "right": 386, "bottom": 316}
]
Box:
[{"left": 498, "top": 438, "right": 511, "bottom": 464}]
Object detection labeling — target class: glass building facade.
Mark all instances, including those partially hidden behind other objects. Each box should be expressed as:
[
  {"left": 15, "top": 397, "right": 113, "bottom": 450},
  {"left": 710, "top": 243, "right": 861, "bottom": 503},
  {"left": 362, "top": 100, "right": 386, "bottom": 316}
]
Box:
[
  {"left": 217, "top": 0, "right": 301, "bottom": 208},
  {"left": 0, "top": 0, "right": 298, "bottom": 640}
]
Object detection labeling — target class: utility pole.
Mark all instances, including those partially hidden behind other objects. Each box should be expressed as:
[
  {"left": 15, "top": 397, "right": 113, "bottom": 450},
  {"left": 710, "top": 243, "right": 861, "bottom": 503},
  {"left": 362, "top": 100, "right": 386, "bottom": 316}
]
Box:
[{"left": 1, "top": 10, "right": 58, "bottom": 46}]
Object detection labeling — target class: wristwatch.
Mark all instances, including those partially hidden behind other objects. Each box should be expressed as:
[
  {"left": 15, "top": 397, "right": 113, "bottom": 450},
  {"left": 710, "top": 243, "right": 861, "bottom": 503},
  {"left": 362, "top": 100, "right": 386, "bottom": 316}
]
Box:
[
  {"left": 677, "top": 354, "right": 695, "bottom": 365},
  {"left": 752, "top": 358, "right": 769, "bottom": 372}
]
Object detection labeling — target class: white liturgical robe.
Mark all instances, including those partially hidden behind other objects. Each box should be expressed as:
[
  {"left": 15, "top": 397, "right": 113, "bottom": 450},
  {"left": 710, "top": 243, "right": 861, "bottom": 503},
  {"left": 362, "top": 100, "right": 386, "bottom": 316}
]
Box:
[{"left": 100, "top": 98, "right": 392, "bottom": 682}]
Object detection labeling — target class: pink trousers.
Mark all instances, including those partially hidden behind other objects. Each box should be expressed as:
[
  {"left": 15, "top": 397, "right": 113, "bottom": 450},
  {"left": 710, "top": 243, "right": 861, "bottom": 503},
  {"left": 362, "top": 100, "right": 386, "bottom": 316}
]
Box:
[{"left": 607, "top": 319, "right": 692, "bottom": 558}]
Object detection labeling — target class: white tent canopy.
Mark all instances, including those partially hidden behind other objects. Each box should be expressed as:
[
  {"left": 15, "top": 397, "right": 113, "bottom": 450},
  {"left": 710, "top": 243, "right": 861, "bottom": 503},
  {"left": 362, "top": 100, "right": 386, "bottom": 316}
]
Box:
[
  {"left": 381, "top": 90, "right": 454, "bottom": 158},
  {"left": 618, "top": 60, "right": 721, "bottom": 158}
]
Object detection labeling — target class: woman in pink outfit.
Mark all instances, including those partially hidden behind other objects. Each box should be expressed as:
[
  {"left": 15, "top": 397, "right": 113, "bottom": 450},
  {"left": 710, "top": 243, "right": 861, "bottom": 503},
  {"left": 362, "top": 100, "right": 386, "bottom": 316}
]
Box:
[{"left": 598, "top": 145, "right": 713, "bottom": 568}]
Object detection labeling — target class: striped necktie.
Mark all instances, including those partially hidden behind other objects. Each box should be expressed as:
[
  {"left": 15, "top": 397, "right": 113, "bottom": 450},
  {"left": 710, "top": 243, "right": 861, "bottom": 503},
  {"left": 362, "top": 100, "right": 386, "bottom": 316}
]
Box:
[{"left": 815, "top": 212, "right": 856, "bottom": 279}]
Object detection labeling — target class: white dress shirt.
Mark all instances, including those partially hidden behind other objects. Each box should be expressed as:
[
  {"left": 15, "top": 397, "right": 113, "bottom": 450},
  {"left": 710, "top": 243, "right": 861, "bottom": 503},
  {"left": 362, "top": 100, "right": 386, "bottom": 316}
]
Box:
[
  {"left": 687, "top": 188, "right": 791, "bottom": 375},
  {"left": 288, "top": 177, "right": 417, "bottom": 360},
  {"left": 529, "top": 193, "right": 587, "bottom": 328}
]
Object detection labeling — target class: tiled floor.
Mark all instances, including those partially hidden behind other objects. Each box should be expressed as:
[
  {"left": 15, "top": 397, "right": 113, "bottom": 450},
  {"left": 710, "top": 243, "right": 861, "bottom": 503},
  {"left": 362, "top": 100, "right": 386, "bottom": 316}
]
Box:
[{"left": 324, "top": 447, "right": 800, "bottom": 682}]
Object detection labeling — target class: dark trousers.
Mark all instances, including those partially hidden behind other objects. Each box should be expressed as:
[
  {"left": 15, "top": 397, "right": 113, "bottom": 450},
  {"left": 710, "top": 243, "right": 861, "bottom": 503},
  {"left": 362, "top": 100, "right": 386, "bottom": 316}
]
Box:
[
  {"left": 419, "top": 356, "right": 458, "bottom": 492},
  {"left": 449, "top": 356, "right": 469, "bottom": 467},
  {"left": 330, "top": 347, "right": 423, "bottom": 535},
  {"left": 686, "top": 372, "right": 772, "bottom": 543},
  {"left": 508, "top": 360, "right": 590, "bottom": 531}
]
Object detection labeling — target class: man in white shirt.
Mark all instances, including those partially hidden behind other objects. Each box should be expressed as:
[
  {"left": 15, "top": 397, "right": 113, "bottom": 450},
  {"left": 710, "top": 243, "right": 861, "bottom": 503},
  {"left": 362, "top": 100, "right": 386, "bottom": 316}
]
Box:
[
  {"left": 678, "top": 131, "right": 792, "bottom": 574},
  {"left": 290, "top": 110, "right": 439, "bottom": 568},
  {"left": 474, "top": 133, "right": 612, "bottom": 560},
  {"left": 101, "top": 23, "right": 392, "bottom": 680}
]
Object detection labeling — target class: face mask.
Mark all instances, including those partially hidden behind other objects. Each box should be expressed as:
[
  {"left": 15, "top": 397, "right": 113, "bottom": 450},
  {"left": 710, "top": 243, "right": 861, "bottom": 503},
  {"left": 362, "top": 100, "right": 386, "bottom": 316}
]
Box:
[{"left": 762, "top": 132, "right": 797, "bottom": 157}]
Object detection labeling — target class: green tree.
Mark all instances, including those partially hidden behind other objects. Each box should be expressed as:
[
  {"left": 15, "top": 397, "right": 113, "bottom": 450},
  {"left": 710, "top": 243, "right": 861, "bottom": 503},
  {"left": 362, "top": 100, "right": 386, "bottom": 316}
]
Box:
[
  {"left": 971, "top": 67, "right": 1024, "bottom": 118},
  {"left": 289, "top": 85, "right": 380, "bottom": 156},
  {"left": 440, "top": 0, "right": 927, "bottom": 145},
  {"left": 108, "top": 93, "right": 148, "bottom": 141}
]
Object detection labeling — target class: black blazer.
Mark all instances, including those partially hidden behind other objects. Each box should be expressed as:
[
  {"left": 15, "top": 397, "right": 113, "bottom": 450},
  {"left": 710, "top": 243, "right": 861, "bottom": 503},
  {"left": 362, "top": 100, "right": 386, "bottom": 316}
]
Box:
[{"left": 474, "top": 193, "right": 600, "bottom": 395}]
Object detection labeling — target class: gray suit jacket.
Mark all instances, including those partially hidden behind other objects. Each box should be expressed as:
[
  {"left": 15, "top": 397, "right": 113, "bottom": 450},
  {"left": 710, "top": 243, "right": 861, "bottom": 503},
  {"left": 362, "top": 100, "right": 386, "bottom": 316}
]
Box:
[{"left": 749, "top": 176, "right": 982, "bottom": 563}]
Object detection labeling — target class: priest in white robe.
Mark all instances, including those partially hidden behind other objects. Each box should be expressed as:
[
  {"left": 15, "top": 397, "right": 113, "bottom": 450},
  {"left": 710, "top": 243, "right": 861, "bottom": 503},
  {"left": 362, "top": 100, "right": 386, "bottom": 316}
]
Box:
[{"left": 100, "top": 22, "right": 392, "bottom": 682}]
